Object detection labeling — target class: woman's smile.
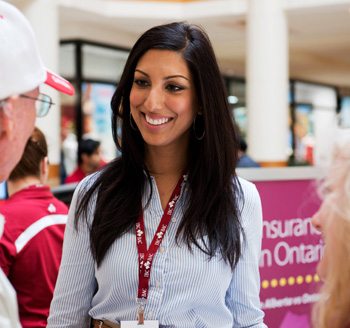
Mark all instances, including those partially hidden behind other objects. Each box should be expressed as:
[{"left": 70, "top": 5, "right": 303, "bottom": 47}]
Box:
[{"left": 143, "top": 113, "right": 173, "bottom": 127}]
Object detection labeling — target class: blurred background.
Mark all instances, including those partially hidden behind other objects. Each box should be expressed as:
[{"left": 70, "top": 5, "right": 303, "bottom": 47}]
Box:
[{"left": 6, "top": 0, "right": 350, "bottom": 186}]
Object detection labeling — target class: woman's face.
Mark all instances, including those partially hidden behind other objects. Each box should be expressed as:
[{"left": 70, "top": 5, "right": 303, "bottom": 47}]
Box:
[
  {"left": 311, "top": 158, "right": 345, "bottom": 279},
  {"left": 129, "top": 49, "right": 198, "bottom": 152}
]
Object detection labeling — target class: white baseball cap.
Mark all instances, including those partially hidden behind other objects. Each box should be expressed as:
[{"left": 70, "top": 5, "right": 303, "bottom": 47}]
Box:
[{"left": 0, "top": 1, "right": 75, "bottom": 99}]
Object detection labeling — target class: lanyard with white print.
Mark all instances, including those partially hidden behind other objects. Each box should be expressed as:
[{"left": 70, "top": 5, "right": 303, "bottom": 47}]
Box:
[{"left": 134, "top": 173, "right": 187, "bottom": 325}]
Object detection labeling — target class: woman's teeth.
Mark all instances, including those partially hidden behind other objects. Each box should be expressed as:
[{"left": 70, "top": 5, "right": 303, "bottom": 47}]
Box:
[{"left": 145, "top": 115, "right": 171, "bottom": 126}]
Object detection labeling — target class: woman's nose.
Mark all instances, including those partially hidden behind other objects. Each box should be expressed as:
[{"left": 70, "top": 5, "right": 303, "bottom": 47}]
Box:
[
  {"left": 144, "top": 87, "right": 163, "bottom": 112},
  {"left": 311, "top": 209, "right": 323, "bottom": 232}
]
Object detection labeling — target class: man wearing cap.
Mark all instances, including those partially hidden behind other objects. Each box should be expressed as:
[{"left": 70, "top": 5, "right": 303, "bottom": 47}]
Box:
[
  {"left": 0, "top": 1, "right": 74, "bottom": 183},
  {"left": 0, "top": 1, "right": 74, "bottom": 327}
]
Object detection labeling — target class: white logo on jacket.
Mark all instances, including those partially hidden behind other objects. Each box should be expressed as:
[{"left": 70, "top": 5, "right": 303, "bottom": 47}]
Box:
[{"left": 48, "top": 203, "right": 56, "bottom": 213}]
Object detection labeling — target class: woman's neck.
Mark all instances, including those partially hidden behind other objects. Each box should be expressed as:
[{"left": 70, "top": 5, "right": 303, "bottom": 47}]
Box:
[
  {"left": 145, "top": 144, "right": 188, "bottom": 178},
  {"left": 145, "top": 144, "right": 188, "bottom": 211},
  {"left": 7, "top": 176, "right": 41, "bottom": 197}
]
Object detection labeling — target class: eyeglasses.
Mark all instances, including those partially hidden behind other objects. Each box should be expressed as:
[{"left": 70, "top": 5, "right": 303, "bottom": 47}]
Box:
[{"left": 19, "top": 93, "right": 55, "bottom": 117}]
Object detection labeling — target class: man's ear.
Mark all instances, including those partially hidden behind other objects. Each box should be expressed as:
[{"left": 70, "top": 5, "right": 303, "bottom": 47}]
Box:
[{"left": 0, "top": 98, "right": 15, "bottom": 141}]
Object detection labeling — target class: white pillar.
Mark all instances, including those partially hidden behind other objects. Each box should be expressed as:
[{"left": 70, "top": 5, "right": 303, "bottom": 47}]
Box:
[
  {"left": 19, "top": 0, "right": 61, "bottom": 171},
  {"left": 313, "top": 109, "right": 337, "bottom": 168},
  {"left": 246, "top": 0, "right": 289, "bottom": 166}
]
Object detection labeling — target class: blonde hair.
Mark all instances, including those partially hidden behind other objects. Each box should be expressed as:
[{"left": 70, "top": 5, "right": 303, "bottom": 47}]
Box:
[{"left": 312, "top": 130, "right": 350, "bottom": 328}]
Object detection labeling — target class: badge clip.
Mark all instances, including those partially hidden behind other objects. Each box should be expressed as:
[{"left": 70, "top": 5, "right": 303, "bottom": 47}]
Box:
[{"left": 136, "top": 298, "right": 147, "bottom": 325}]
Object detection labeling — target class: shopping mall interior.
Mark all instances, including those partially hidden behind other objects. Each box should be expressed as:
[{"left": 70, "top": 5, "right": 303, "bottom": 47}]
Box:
[
  {"left": 2, "top": 1, "right": 350, "bottom": 327},
  {"left": 6, "top": 0, "right": 350, "bottom": 186}
]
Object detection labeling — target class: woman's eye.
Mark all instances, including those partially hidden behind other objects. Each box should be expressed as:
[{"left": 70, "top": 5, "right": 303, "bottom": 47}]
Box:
[
  {"left": 134, "top": 79, "right": 149, "bottom": 87},
  {"left": 318, "top": 184, "right": 334, "bottom": 200},
  {"left": 166, "top": 84, "right": 184, "bottom": 92}
]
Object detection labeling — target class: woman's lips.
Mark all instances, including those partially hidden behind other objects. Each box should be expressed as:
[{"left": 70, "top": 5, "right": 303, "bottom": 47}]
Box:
[{"left": 144, "top": 113, "right": 173, "bottom": 126}]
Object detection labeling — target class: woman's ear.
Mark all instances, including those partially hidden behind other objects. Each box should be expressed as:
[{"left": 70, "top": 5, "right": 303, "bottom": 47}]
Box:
[{"left": 197, "top": 106, "right": 203, "bottom": 115}]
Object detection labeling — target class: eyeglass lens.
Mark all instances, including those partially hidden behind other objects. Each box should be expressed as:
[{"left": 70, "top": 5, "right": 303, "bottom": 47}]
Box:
[{"left": 35, "top": 94, "right": 52, "bottom": 117}]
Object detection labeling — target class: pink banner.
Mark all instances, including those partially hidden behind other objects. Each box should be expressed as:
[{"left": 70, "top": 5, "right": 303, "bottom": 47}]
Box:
[{"left": 254, "top": 179, "right": 323, "bottom": 328}]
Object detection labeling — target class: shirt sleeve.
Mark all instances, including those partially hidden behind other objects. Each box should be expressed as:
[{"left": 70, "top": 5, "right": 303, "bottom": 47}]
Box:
[
  {"left": 0, "top": 215, "right": 17, "bottom": 277},
  {"left": 0, "top": 214, "right": 21, "bottom": 328},
  {"left": 225, "top": 181, "right": 267, "bottom": 327},
  {"left": 47, "top": 179, "right": 97, "bottom": 328}
]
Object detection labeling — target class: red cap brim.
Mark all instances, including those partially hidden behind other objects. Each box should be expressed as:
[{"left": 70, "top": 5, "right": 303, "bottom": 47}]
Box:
[{"left": 45, "top": 70, "right": 75, "bottom": 95}]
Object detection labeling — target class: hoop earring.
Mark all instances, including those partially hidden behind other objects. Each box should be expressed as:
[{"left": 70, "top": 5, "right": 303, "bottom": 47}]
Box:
[
  {"left": 130, "top": 112, "right": 138, "bottom": 131},
  {"left": 193, "top": 114, "right": 205, "bottom": 140}
]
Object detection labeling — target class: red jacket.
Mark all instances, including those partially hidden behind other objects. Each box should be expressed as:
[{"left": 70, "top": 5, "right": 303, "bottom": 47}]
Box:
[
  {"left": 64, "top": 165, "right": 86, "bottom": 184},
  {"left": 0, "top": 185, "right": 68, "bottom": 328},
  {"left": 64, "top": 160, "right": 107, "bottom": 184}
]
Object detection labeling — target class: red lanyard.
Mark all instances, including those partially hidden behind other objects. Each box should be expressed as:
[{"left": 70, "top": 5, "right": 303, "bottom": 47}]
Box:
[{"left": 135, "top": 173, "right": 186, "bottom": 301}]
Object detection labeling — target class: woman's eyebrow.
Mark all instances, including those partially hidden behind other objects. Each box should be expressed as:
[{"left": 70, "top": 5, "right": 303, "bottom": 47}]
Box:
[
  {"left": 165, "top": 75, "right": 189, "bottom": 81},
  {"left": 134, "top": 69, "right": 149, "bottom": 77},
  {"left": 134, "top": 69, "right": 189, "bottom": 81}
]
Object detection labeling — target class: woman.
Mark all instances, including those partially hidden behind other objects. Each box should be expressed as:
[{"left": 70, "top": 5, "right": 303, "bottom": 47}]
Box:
[
  {"left": 48, "top": 22, "right": 266, "bottom": 328},
  {"left": 0, "top": 127, "right": 68, "bottom": 328},
  {"left": 312, "top": 131, "right": 350, "bottom": 328}
]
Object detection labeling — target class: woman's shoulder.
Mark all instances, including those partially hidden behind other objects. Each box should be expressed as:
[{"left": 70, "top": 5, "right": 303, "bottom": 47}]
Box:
[
  {"left": 235, "top": 176, "right": 259, "bottom": 198},
  {"left": 234, "top": 176, "right": 262, "bottom": 219},
  {"left": 70, "top": 171, "right": 102, "bottom": 209},
  {"left": 77, "top": 170, "right": 102, "bottom": 192}
]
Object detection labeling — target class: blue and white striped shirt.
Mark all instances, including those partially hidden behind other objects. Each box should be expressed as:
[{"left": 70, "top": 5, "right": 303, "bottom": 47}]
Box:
[{"left": 47, "top": 174, "right": 266, "bottom": 327}]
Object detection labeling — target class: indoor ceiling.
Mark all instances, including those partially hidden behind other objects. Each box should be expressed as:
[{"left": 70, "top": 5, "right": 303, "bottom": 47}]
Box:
[{"left": 56, "top": 0, "right": 350, "bottom": 90}]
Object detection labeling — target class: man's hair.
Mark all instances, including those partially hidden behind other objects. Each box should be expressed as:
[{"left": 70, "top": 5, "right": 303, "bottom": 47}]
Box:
[
  {"left": 78, "top": 139, "right": 100, "bottom": 164},
  {"left": 239, "top": 136, "right": 247, "bottom": 152},
  {"left": 9, "top": 127, "right": 48, "bottom": 180},
  {"left": 0, "top": 99, "right": 8, "bottom": 109}
]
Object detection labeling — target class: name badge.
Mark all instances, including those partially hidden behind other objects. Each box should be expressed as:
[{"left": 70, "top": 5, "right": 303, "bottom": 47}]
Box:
[{"left": 121, "top": 320, "right": 159, "bottom": 327}]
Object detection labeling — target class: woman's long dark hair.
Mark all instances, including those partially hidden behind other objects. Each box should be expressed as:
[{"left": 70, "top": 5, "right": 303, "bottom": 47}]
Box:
[{"left": 76, "top": 22, "right": 244, "bottom": 270}]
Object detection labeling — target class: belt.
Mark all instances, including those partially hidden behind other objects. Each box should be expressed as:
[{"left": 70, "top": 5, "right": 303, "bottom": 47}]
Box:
[{"left": 92, "top": 319, "right": 121, "bottom": 328}]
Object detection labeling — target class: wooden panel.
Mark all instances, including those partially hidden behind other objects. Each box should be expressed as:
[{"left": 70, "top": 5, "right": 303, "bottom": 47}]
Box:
[{"left": 48, "top": 164, "right": 61, "bottom": 188}]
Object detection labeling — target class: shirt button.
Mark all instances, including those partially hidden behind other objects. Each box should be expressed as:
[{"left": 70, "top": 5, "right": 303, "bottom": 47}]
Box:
[
  {"left": 171, "top": 217, "right": 177, "bottom": 223},
  {"left": 156, "top": 280, "right": 160, "bottom": 287},
  {"left": 148, "top": 312, "right": 153, "bottom": 319},
  {"left": 159, "top": 247, "right": 165, "bottom": 253}
]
